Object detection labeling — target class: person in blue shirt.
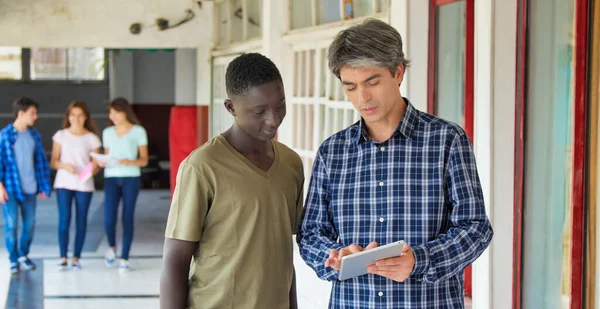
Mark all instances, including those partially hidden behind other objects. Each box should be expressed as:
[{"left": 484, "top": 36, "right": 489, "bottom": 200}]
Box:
[
  {"left": 297, "top": 19, "right": 493, "bottom": 308},
  {"left": 0, "top": 97, "right": 51, "bottom": 274},
  {"left": 96, "top": 98, "right": 148, "bottom": 272}
]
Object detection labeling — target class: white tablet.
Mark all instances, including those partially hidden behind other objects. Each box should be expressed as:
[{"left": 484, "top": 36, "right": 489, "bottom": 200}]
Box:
[{"left": 338, "top": 240, "right": 405, "bottom": 281}]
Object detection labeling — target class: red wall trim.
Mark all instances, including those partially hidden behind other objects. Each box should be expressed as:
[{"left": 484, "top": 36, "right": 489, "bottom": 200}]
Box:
[
  {"left": 432, "top": 0, "right": 459, "bottom": 6},
  {"left": 513, "top": 0, "right": 528, "bottom": 308},
  {"left": 570, "top": 0, "right": 590, "bottom": 308},
  {"left": 427, "top": 0, "right": 436, "bottom": 115},
  {"left": 464, "top": 0, "right": 474, "bottom": 140}
]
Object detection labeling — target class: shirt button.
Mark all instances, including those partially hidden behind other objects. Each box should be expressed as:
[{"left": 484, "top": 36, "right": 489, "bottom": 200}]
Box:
[
  {"left": 378, "top": 291, "right": 384, "bottom": 297},
  {"left": 379, "top": 217, "right": 384, "bottom": 222},
  {"left": 380, "top": 146, "right": 385, "bottom": 152},
  {"left": 378, "top": 182, "right": 384, "bottom": 187}
]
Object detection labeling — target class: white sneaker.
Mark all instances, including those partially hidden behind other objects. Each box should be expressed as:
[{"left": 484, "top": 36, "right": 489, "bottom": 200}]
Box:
[
  {"left": 57, "top": 260, "right": 68, "bottom": 271},
  {"left": 71, "top": 261, "right": 82, "bottom": 270},
  {"left": 118, "top": 259, "right": 130, "bottom": 272},
  {"left": 105, "top": 249, "right": 116, "bottom": 267}
]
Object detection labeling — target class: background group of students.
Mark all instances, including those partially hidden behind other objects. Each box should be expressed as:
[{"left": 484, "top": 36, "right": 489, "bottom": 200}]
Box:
[{"left": 3, "top": 97, "right": 148, "bottom": 274}]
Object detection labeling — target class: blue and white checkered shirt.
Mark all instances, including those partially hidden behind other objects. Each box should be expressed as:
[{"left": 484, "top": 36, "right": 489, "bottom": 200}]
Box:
[
  {"left": 297, "top": 99, "right": 493, "bottom": 309},
  {"left": 0, "top": 123, "right": 51, "bottom": 202}
]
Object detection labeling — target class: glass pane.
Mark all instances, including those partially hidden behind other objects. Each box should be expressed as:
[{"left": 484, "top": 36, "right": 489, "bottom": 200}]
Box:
[
  {"left": 30, "top": 48, "right": 67, "bottom": 80},
  {"left": 291, "top": 0, "right": 312, "bottom": 29},
  {"left": 379, "top": 0, "right": 389, "bottom": 13},
  {"left": 434, "top": 1, "right": 466, "bottom": 126},
  {"left": 318, "top": 0, "right": 341, "bottom": 25},
  {"left": 0, "top": 47, "right": 22, "bottom": 80},
  {"left": 231, "top": 0, "right": 243, "bottom": 42},
  {"left": 218, "top": 3, "right": 228, "bottom": 45},
  {"left": 522, "top": 0, "right": 575, "bottom": 308},
  {"left": 67, "top": 48, "right": 105, "bottom": 80},
  {"left": 247, "top": 0, "right": 262, "bottom": 39},
  {"left": 353, "top": 0, "right": 373, "bottom": 18}
]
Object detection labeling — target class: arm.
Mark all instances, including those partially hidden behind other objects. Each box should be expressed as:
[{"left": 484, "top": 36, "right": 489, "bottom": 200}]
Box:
[
  {"left": 410, "top": 132, "right": 493, "bottom": 283},
  {"left": 91, "top": 147, "right": 101, "bottom": 175},
  {"left": 0, "top": 139, "right": 7, "bottom": 203},
  {"left": 296, "top": 152, "right": 344, "bottom": 281},
  {"left": 160, "top": 238, "right": 197, "bottom": 309},
  {"left": 33, "top": 130, "right": 51, "bottom": 197},
  {"left": 289, "top": 267, "right": 297, "bottom": 309}
]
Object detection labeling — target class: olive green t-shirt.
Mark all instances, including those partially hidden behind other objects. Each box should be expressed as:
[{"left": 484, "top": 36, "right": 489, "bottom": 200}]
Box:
[{"left": 165, "top": 135, "right": 304, "bottom": 309}]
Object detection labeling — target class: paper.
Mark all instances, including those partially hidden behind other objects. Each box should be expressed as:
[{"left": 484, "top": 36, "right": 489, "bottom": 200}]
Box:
[
  {"left": 90, "top": 152, "right": 118, "bottom": 167},
  {"left": 78, "top": 162, "right": 94, "bottom": 183}
]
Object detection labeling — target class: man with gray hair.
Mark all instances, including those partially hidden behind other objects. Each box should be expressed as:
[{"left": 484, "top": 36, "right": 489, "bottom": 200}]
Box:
[{"left": 297, "top": 19, "right": 493, "bottom": 308}]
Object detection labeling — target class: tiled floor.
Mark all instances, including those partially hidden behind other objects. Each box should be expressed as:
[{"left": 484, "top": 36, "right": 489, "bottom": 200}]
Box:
[{"left": 0, "top": 190, "right": 168, "bottom": 309}]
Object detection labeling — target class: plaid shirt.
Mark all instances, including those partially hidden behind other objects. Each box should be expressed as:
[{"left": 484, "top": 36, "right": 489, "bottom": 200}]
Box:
[
  {"left": 297, "top": 100, "right": 493, "bottom": 309},
  {"left": 0, "top": 123, "right": 51, "bottom": 202}
]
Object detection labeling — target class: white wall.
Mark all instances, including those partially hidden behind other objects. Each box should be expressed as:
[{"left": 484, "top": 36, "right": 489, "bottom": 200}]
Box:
[
  {"left": 405, "top": 0, "right": 429, "bottom": 112},
  {"left": 0, "top": 0, "right": 212, "bottom": 48},
  {"left": 175, "top": 49, "right": 198, "bottom": 105}
]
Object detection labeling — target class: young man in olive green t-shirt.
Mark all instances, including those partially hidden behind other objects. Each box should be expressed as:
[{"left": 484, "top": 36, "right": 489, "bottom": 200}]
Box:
[{"left": 160, "top": 53, "right": 304, "bottom": 309}]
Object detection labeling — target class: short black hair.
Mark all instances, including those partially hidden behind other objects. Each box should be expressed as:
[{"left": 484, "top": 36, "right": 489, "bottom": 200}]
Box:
[
  {"left": 225, "top": 53, "right": 282, "bottom": 97},
  {"left": 13, "top": 97, "right": 39, "bottom": 119}
]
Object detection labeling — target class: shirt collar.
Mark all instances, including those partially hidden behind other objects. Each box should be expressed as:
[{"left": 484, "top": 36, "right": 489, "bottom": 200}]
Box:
[{"left": 355, "top": 98, "right": 419, "bottom": 144}]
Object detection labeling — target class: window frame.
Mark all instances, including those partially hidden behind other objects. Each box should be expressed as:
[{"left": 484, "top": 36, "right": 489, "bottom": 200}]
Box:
[{"left": 0, "top": 48, "right": 109, "bottom": 85}]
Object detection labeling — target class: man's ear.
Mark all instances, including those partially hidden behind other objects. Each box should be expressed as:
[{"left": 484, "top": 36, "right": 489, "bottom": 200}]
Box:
[
  {"left": 224, "top": 99, "right": 236, "bottom": 116},
  {"left": 395, "top": 64, "right": 405, "bottom": 86}
]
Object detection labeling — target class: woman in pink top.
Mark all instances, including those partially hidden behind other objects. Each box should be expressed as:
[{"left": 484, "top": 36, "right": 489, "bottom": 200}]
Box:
[{"left": 50, "top": 101, "right": 101, "bottom": 270}]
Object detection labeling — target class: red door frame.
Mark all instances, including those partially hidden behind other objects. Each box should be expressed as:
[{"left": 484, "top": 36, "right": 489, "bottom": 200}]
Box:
[
  {"left": 513, "top": 0, "right": 590, "bottom": 308},
  {"left": 427, "top": 0, "right": 475, "bottom": 298},
  {"left": 427, "top": 0, "right": 474, "bottom": 140}
]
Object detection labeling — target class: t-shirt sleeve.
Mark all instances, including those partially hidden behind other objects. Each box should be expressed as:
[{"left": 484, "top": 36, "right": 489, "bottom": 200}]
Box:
[
  {"left": 137, "top": 126, "right": 148, "bottom": 146},
  {"left": 102, "top": 129, "right": 109, "bottom": 149},
  {"left": 52, "top": 130, "right": 63, "bottom": 144},
  {"left": 294, "top": 158, "right": 305, "bottom": 235},
  {"left": 89, "top": 134, "right": 102, "bottom": 150},
  {"left": 165, "top": 160, "right": 212, "bottom": 242}
]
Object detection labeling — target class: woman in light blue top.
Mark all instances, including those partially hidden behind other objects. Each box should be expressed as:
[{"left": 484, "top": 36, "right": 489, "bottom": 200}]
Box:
[{"left": 97, "top": 98, "right": 148, "bottom": 272}]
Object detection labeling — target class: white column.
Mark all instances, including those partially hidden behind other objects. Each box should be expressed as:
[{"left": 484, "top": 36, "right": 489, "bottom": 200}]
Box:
[
  {"left": 262, "top": 0, "right": 294, "bottom": 145},
  {"left": 404, "top": 0, "right": 428, "bottom": 111},
  {"left": 472, "top": 0, "right": 493, "bottom": 308},
  {"left": 472, "top": 0, "right": 519, "bottom": 308},
  {"left": 389, "top": 0, "right": 410, "bottom": 98},
  {"left": 175, "top": 49, "right": 198, "bottom": 105},
  {"left": 196, "top": 46, "right": 213, "bottom": 107}
]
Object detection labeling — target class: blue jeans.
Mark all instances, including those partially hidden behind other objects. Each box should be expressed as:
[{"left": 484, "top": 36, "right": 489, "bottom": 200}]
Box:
[
  {"left": 56, "top": 189, "right": 93, "bottom": 259},
  {"left": 2, "top": 194, "right": 37, "bottom": 263},
  {"left": 104, "top": 177, "right": 140, "bottom": 260}
]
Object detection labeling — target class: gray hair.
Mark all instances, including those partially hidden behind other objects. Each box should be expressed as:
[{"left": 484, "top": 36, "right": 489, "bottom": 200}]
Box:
[{"left": 327, "top": 19, "right": 410, "bottom": 79}]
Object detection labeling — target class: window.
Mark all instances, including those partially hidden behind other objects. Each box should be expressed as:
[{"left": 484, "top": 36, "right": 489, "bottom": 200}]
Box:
[
  {"left": 514, "top": 0, "right": 593, "bottom": 308},
  {"left": 0, "top": 47, "right": 22, "bottom": 80},
  {"left": 290, "top": 0, "right": 389, "bottom": 30},
  {"left": 289, "top": 45, "right": 360, "bottom": 192},
  {"left": 215, "top": 0, "right": 262, "bottom": 46},
  {"left": 427, "top": 0, "right": 473, "bottom": 138},
  {"left": 30, "top": 48, "right": 105, "bottom": 81}
]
